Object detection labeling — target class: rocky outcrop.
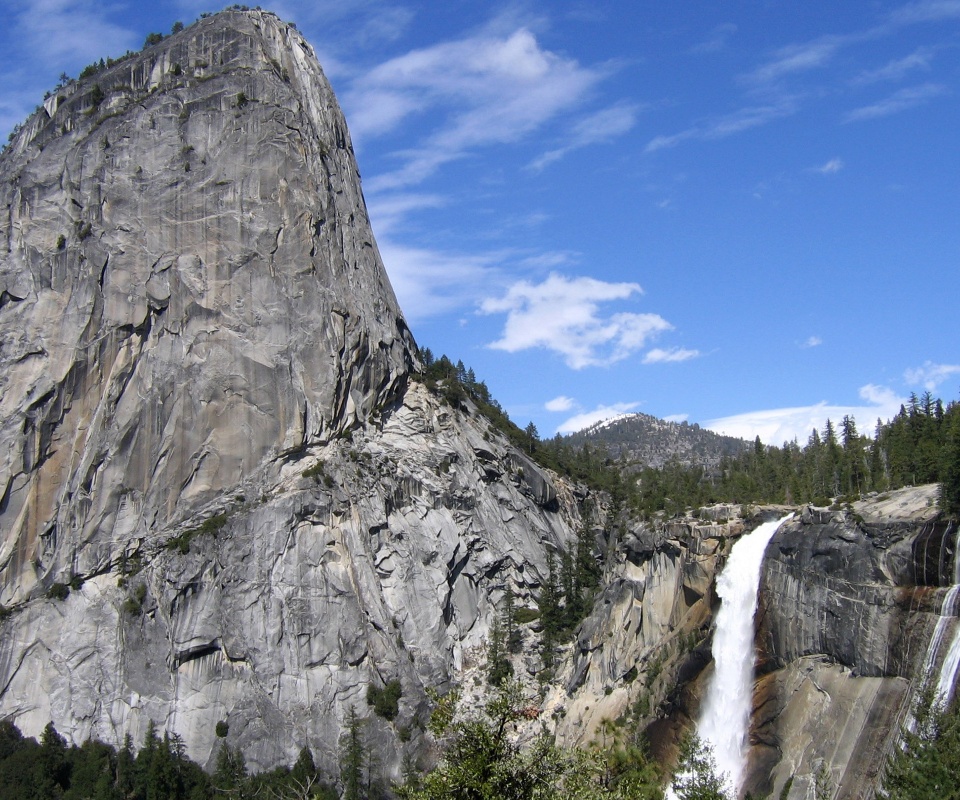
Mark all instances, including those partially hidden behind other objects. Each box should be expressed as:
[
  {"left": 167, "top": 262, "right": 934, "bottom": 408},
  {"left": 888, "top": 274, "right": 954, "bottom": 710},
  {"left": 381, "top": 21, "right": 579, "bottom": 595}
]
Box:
[
  {"left": 752, "top": 485, "right": 945, "bottom": 800},
  {"left": 548, "top": 512, "right": 750, "bottom": 749},
  {"left": 0, "top": 379, "right": 579, "bottom": 776},
  {"left": 0, "top": 10, "right": 581, "bottom": 779},
  {"left": 0, "top": 9, "right": 414, "bottom": 605}
]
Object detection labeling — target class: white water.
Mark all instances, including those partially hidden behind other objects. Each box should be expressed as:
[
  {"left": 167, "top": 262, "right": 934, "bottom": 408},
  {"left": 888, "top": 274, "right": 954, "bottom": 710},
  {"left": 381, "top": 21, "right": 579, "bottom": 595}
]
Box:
[
  {"left": 696, "top": 515, "right": 792, "bottom": 798},
  {"left": 932, "top": 523, "right": 960, "bottom": 707},
  {"left": 907, "top": 522, "right": 960, "bottom": 731}
]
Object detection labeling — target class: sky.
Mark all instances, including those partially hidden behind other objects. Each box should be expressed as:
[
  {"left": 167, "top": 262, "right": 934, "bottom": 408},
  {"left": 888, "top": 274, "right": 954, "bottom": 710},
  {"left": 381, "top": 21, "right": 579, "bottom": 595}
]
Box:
[{"left": 1, "top": 1, "right": 959, "bottom": 445}]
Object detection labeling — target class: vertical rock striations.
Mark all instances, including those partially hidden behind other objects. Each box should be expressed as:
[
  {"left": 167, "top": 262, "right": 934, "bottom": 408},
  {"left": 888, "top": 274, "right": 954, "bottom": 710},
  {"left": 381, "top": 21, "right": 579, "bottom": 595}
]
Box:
[
  {"left": 0, "top": 9, "right": 414, "bottom": 604},
  {"left": 753, "top": 485, "right": 945, "bottom": 799}
]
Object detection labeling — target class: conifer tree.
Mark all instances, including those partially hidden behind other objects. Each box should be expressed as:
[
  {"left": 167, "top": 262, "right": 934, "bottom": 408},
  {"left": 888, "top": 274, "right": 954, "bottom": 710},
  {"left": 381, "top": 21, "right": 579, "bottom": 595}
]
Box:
[{"left": 340, "top": 707, "right": 366, "bottom": 800}]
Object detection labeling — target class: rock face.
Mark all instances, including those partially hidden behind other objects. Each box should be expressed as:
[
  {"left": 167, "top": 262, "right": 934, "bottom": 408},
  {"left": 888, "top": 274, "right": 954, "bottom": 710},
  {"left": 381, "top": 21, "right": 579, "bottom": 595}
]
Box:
[
  {"left": 0, "top": 10, "right": 578, "bottom": 778},
  {"left": 752, "top": 485, "right": 945, "bottom": 800},
  {"left": 0, "top": 9, "right": 414, "bottom": 605}
]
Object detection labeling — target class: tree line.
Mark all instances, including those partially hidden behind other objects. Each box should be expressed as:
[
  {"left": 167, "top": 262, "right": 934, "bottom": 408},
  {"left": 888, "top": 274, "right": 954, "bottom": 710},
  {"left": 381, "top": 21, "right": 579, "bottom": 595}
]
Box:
[
  {"left": 0, "top": 717, "right": 337, "bottom": 800},
  {"left": 416, "top": 352, "right": 960, "bottom": 519}
]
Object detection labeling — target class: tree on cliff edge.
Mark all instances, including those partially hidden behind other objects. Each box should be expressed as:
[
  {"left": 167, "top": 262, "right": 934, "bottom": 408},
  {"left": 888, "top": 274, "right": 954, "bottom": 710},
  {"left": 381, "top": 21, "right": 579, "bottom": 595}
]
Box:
[{"left": 940, "top": 402, "right": 960, "bottom": 518}]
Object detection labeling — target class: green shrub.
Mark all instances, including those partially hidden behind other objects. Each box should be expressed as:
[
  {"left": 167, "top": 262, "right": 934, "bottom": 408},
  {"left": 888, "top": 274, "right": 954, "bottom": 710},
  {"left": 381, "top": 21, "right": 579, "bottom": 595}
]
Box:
[
  {"left": 48, "top": 583, "right": 70, "bottom": 601},
  {"left": 303, "top": 461, "right": 325, "bottom": 479},
  {"left": 513, "top": 607, "right": 540, "bottom": 625},
  {"left": 367, "top": 679, "right": 402, "bottom": 721}
]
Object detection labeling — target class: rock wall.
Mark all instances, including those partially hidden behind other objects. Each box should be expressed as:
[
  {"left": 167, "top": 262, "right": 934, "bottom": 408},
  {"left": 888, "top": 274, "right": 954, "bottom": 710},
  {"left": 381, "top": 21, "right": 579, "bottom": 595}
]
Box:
[
  {"left": 0, "top": 9, "right": 414, "bottom": 605},
  {"left": 0, "top": 379, "right": 579, "bottom": 777},
  {"left": 753, "top": 486, "right": 945, "bottom": 800},
  {"left": 0, "top": 9, "right": 586, "bottom": 779}
]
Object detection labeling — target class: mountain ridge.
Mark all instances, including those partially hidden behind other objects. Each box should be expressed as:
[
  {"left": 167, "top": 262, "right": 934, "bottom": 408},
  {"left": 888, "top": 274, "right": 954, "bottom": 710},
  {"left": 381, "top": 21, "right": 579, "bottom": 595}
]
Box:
[{"left": 565, "top": 411, "right": 750, "bottom": 470}]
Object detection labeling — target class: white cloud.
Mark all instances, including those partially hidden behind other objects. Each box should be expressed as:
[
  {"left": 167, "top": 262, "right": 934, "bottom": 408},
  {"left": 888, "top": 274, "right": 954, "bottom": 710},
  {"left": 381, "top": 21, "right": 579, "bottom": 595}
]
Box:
[
  {"left": 844, "top": 83, "right": 947, "bottom": 122},
  {"left": 344, "top": 27, "right": 611, "bottom": 189},
  {"left": 366, "top": 192, "right": 447, "bottom": 236},
  {"left": 815, "top": 158, "right": 843, "bottom": 174},
  {"left": 888, "top": 0, "right": 960, "bottom": 25},
  {"left": 703, "top": 384, "right": 905, "bottom": 445},
  {"left": 905, "top": 361, "right": 960, "bottom": 391},
  {"left": 852, "top": 47, "right": 934, "bottom": 84},
  {"left": 556, "top": 403, "right": 641, "bottom": 434},
  {"left": 643, "top": 347, "right": 700, "bottom": 364},
  {"left": 802, "top": 335, "right": 824, "bottom": 347},
  {"left": 746, "top": 36, "right": 845, "bottom": 85},
  {"left": 481, "top": 273, "right": 673, "bottom": 369},
  {"left": 663, "top": 413, "right": 689, "bottom": 423},
  {"left": 528, "top": 103, "right": 639, "bottom": 171},
  {"left": 545, "top": 395, "right": 576, "bottom": 412},
  {"left": 645, "top": 99, "right": 797, "bottom": 153},
  {"left": 17, "top": 0, "right": 139, "bottom": 68},
  {"left": 690, "top": 23, "right": 737, "bottom": 55},
  {"left": 378, "top": 239, "right": 505, "bottom": 321}
]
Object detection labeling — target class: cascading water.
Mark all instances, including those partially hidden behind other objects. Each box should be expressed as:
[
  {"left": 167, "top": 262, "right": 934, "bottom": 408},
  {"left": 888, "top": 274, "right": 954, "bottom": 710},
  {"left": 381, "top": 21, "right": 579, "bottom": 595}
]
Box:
[
  {"left": 694, "top": 515, "right": 792, "bottom": 798},
  {"left": 907, "top": 522, "right": 960, "bottom": 732},
  {"left": 930, "top": 523, "right": 960, "bottom": 707}
]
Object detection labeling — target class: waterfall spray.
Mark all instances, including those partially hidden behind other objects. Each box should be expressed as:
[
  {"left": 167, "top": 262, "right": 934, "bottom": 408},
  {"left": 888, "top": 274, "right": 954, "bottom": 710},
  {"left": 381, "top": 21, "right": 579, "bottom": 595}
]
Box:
[{"left": 695, "top": 515, "right": 792, "bottom": 797}]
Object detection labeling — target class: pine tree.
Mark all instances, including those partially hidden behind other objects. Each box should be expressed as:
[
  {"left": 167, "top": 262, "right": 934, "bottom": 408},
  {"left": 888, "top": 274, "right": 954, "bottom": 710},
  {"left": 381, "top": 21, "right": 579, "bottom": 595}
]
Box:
[
  {"left": 670, "top": 733, "right": 731, "bottom": 800},
  {"left": 486, "top": 611, "right": 513, "bottom": 686},
  {"left": 940, "top": 402, "right": 960, "bottom": 518},
  {"left": 340, "top": 707, "right": 366, "bottom": 800},
  {"left": 538, "top": 551, "right": 561, "bottom": 670}
]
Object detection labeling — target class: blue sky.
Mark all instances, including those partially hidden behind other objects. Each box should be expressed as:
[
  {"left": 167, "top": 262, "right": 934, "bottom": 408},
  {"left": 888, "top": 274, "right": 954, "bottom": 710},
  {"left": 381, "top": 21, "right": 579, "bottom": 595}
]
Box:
[{"left": 2, "top": 1, "right": 959, "bottom": 445}]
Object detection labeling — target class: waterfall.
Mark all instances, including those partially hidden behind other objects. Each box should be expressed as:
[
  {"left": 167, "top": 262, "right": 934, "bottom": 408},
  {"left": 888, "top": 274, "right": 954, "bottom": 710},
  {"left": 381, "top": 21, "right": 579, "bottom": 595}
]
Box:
[
  {"left": 931, "top": 523, "right": 960, "bottom": 707},
  {"left": 696, "top": 515, "right": 792, "bottom": 798},
  {"left": 908, "top": 522, "right": 960, "bottom": 729}
]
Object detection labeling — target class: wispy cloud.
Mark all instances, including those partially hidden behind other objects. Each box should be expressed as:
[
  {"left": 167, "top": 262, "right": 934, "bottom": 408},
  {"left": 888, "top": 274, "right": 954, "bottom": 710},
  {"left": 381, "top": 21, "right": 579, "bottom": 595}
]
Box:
[
  {"left": 704, "top": 384, "right": 905, "bottom": 445},
  {"left": 16, "top": 0, "right": 139, "bottom": 68},
  {"left": 905, "top": 361, "right": 960, "bottom": 391},
  {"left": 645, "top": 99, "right": 797, "bottom": 153},
  {"left": 344, "top": 26, "right": 612, "bottom": 190},
  {"left": 378, "top": 239, "right": 505, "bottom": 321},
  {"left": 528, "top": 102, "right": 639, "bottom": 171},
  {"left": 814, "top": 159, "right": 843, "bottom": 175},
  {"left": 556, "top": 402, "right": 641, "bottom": 434},
  {"left": 887, "top": 0, "right": 960, "bottom": 25},
  {"left": 480, "top": 273, "right": 673, "bottom": 369},
  {"left": 844, "top": 82, "right": 947, "bottom": 121},
  {"left": 691, "top": 23, "right": 737, "bottom": 55},
  {"left": 366, "top": 193, "right": 447, "bottom": 236},
  {"left": 643, "top": 347, "right": 700, "bottom": 364},
  {"left": 746, "top": 36, "right": 846, "bottom": 86},
  {"left": 852, "top": 47, "right": 935, "bottom": 84},
  {"left": 802, "top": 336, "right": 824, "bottom": 348},
  {"left": 545, "top": 395, "right": 576, "bottom": 412}
]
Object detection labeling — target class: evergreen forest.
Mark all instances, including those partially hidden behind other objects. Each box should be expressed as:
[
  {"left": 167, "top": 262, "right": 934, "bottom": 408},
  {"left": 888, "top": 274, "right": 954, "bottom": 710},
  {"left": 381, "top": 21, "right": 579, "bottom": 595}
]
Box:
[{"left": 417, "top": 349, "right": 960, "bottom": 520}]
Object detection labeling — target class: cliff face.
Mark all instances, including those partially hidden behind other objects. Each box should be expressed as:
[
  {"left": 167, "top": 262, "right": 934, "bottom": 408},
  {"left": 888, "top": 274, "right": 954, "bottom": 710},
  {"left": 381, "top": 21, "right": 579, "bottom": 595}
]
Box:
[
  {"left": 0, "top": 10, "right": 578, "bottom": 777},
  {"left": 752, "top": 485, "right": 945, "bottom": 800},
  {"left": 0, "top": 9, "right": 414, "bottom": 605}
]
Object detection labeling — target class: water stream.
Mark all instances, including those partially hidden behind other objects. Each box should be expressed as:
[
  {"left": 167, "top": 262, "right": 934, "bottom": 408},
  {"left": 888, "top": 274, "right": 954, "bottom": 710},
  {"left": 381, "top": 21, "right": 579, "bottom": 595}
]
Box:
[
  {"left": 696, "top": 515, "right": 792, "bottom": 798},
  {"left": 930, "top": 523, "right": 960, "bottom": 707},
  {"left": 908, "top": 521, "right": 960, "bottom": 731}
]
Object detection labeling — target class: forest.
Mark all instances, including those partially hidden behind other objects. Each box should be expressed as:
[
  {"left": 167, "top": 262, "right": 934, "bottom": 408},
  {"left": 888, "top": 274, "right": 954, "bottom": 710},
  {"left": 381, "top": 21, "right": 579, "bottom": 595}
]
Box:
[{"left": 417, "top": 349, "right": 960, "bottom": 521}]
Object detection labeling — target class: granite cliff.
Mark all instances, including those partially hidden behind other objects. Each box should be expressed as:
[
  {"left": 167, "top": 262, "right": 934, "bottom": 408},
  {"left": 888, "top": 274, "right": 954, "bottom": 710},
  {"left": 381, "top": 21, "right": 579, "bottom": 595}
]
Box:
[{"left": 0, "top": 9, "right": 579, "bottom": 777}]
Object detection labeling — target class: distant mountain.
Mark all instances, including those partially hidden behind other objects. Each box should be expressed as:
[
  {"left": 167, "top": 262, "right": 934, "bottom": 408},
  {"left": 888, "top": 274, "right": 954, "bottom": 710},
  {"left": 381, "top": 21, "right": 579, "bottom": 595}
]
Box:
[{"left": 565, "top": 412, "right": 749, "bottom": 470}]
